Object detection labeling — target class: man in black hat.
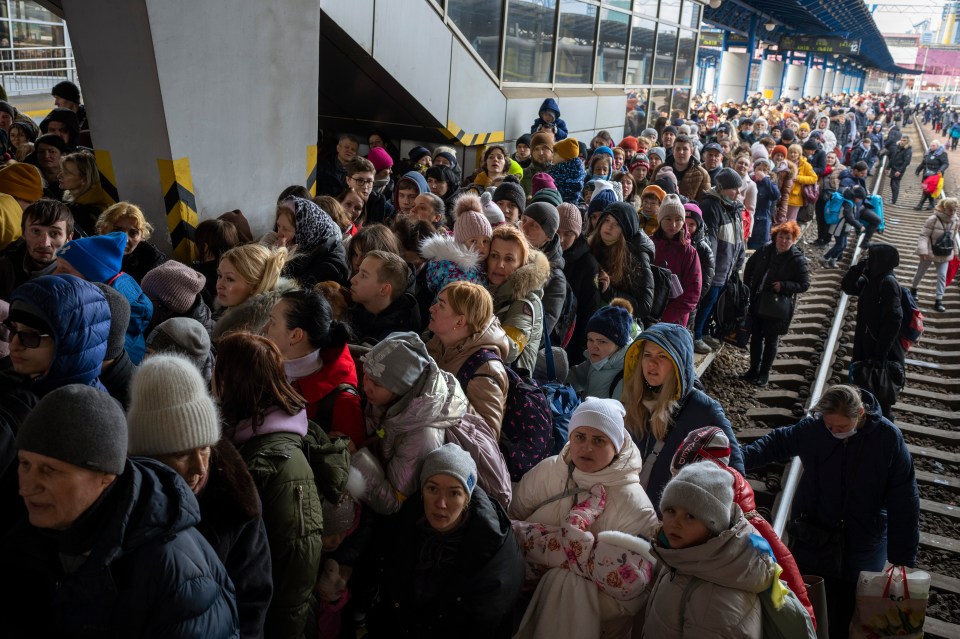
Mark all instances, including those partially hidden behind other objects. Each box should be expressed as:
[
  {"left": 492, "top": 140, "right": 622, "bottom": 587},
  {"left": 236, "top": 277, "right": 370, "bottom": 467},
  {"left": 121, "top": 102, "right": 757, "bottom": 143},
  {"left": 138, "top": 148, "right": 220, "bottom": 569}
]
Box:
[{"left": 51, "top": 80, "right": 88, "bottom": 131}]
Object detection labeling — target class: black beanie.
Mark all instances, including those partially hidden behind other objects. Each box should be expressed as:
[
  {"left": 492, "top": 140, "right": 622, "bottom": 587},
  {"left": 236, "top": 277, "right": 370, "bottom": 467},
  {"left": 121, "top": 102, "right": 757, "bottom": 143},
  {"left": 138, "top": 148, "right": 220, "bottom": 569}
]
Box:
[
  {"left": 493, "top": 181, "right": 526, "bottom": 214},
  {"left": 18, "top": 384, "right": 128, "bottom": 475},
  {"left": 51, "top": 80, "right": 81, "bottom": 104},
  {"left": 714, "top": 167, "right": 743, "bottom": 191},
  {"left": 523, "top": 202, "right": 560, "bottom": 239},
  {"left": 0, "top": 100, "right": 14, "bottom": 117},
  {"left": 601, "top": 201, "right": 639, "bottom": 240},
  {"left": 93, "top": 283, "right": 131, "bottom": 361}
]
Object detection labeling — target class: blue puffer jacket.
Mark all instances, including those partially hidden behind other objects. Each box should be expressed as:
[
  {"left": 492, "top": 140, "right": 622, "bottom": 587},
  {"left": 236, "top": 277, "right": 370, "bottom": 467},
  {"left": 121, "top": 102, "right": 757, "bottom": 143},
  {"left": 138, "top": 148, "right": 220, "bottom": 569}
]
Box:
[
  {"left": 623, "top": 322, "right": 745, "bottom": 510},
  {"left": 10, "top": 274, "right": 110, "bottom": 397},
  {"left": 1, "top": 457, "right": 239, "bottom": 637},
  {"left": 742, "top": 389, "right": 919, "bottom": 581},
  {"left": 111, "top": 272, "right": 152, "bottom": 364},
  {"left": 530, "top": 98, "right": 569, "bottom": 140}
]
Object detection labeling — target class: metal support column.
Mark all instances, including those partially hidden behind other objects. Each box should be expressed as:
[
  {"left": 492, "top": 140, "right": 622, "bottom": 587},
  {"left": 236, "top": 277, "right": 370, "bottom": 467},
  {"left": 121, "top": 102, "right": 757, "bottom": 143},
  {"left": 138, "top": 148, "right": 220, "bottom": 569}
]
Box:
[{"left": 743, "top": 15, "right": 758, "bottom": 102}]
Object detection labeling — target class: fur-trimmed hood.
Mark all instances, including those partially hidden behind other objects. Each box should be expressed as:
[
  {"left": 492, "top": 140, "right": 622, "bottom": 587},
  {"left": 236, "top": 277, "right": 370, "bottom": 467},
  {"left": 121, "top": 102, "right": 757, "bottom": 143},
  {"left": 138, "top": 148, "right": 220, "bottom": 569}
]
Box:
[
  {"left": 419, "top": 233, "right": 481, "bottom": 272},
  {"left": 493, "top": 249, "right": 550, "bottom": 302}
]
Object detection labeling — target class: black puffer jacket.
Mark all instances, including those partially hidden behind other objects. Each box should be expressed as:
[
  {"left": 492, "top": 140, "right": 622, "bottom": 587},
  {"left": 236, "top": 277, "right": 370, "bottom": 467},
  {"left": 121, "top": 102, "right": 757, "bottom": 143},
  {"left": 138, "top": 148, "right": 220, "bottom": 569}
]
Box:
[
  {"left": 349, "top": 291, "right": 422, "bottom": 346},
  {"left": 540, "top": 234, "right": 568, "bottom": 337},
  {"left": 562, "top": 235, "right": 600, "bottom": 366},
  {"left": 366, "top": 485, "right": 524, "bottom": 639},
  {"left": 743, "top": 242, "right": 810, "bottom": 336},
  {"left": 840, "top": 244, "right": 904, "bottom": 366},
  {"left": 889, "top": 145, "right": 913, "bottom": 175},
  {"left": 122, "top": 240, "right": 168, "bottom": 284},
  {"left": 914, "top": 147, "right": 949, "bottom": 176}
]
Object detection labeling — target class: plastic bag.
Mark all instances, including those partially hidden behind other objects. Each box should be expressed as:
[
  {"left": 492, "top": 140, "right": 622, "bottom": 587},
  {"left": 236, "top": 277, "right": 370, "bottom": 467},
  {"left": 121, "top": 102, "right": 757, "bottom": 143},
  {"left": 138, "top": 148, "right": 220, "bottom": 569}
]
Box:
[{"left": 849, "top": 563, "right": 930, "bottom": 639}]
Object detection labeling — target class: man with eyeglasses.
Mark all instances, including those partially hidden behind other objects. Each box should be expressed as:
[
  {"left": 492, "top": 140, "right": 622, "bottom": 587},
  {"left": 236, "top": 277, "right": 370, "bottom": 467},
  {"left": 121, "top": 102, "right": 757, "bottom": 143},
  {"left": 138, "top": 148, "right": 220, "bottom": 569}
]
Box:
[
  {"left": 0, "top": 199, "right": 74, "bottom": 301},
  {"left": 346, "top": 157, "right": 394, "bottom": 225},
  {"left": 316, "top": 133, "right": 360, "bottom": 197}
]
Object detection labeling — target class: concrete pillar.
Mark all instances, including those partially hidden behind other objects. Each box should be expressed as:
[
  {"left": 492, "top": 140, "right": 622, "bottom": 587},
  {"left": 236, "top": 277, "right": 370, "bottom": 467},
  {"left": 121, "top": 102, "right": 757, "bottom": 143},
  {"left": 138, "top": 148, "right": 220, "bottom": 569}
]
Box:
[
  {"left": 884, "top": 78, "right": 893, "bottom": 93},
  {"left": 782, "top": 63, "right": 806, "bottom": 101},
  {"left": 758, "top": 58, "right": 785, "bottom": 101},
  {"left": 805, "top": 67, "right": 825, "bottom": 98},
  {"left": 704, "top": 66, "right": 717, "bottom": 97},
  {"left": 833, "top": 70, "right": 845, "bottom": 95},
  {"left": 717, "top": 51, "right": 749, "bottom": 103},
  {"left": 823, "top": 69, "right": 836, "bottom": 95},
  {"left": 62, "top": 0, "right": 321, "bottom": 253}
]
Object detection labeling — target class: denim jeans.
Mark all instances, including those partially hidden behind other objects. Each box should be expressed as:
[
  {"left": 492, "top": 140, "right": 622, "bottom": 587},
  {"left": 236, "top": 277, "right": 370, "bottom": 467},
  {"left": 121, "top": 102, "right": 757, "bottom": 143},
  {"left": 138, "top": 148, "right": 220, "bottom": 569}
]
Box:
[{"left": 694, "top": 284, "right": 724, "bottom": 340}]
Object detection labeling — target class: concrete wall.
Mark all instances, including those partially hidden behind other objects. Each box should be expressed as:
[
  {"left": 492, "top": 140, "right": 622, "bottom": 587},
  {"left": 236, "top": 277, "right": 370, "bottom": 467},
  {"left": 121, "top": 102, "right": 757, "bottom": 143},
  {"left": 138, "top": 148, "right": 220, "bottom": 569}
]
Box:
[{"left": 65, "top": 0, "right": 321, "bottom": 241}]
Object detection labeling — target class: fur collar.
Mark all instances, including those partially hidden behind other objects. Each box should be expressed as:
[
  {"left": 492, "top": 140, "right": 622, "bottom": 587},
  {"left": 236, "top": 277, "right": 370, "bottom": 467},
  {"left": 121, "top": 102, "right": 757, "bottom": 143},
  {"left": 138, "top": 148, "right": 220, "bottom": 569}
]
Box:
[
  {"left": 500, "top": 249, "right": 550, "bottom": 300},
  {"left": 419, "top": 234, "right": 481, "bottom": 271}
]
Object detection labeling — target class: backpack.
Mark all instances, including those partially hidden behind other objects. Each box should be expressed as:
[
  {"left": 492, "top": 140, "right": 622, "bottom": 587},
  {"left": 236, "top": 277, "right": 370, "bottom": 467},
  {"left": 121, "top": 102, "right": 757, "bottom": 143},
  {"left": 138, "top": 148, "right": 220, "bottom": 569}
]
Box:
[
  {"left": 443, "top": 411, "right": 513, "bottom": 508},
  {"left": 759, "top": 577, "right": 818, "bottom": 639},
  {"left": 309, "top": 382, "right": 360, "bottom": 435},
  {"left": 301, "top": 421, "right": 352, "bottom": 503},
  {"left": 550, "top": 280, "right": 578, "bottom": 349},
  {"left": 648, "top": 264, "right": 673, "bottom": 323},
  {"left": 824, "top": 191, "right": 845, "bottom": 225},
  {"left": 712, "top": 272, "right": 750, "bottom": 341},
  {"left": 538, "top": 331, "right": 581, "bottom": 455},
  {"left": 864, "top": 193, "right": 885, "bottom": 232},
  {"left": 456, "top": 348, "right": 554, "bottom": 483},
  {"left": 899, "top": 286, "right": 924, "bottom": 352}
]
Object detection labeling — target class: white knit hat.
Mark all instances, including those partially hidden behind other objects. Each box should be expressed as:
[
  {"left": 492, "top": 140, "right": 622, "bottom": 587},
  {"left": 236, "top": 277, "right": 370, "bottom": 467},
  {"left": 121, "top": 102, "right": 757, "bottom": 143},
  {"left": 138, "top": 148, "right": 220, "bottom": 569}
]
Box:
[
  {"left": 127, "top": 354, "right": 221, "bottom": 455},
  {"left": 568, "top": 397, "right": 626, "bottom": 452}
]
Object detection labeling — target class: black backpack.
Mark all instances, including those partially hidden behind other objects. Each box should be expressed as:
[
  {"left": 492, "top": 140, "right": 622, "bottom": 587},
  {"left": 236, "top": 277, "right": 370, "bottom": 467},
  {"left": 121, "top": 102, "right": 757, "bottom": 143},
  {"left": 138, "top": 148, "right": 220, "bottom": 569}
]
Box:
[
  {"left": 550, "top": 280, "right": 578, "bottom": 349},
  {"left": 712, "top": 272, "right": 750, "bottom": 339},
  {"left": 647, "top": 264, "right": 672, "bottom": 323}
]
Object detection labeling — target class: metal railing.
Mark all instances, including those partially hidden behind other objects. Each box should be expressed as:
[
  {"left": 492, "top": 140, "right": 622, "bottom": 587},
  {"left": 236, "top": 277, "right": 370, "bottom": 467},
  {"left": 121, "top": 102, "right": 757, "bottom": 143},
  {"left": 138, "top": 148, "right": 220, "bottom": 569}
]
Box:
[
  {"left": 0, "top": 45, "right": 78, "bottom": 95},
  {"left": 771, "top": 149, "right": 888, "bottom": 538}
]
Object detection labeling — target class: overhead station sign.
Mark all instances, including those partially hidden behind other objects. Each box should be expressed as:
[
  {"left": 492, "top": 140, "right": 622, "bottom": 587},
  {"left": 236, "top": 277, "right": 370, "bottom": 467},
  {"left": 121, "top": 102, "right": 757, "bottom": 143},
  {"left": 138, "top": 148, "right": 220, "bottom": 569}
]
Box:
[{"left": 778, "top": 35, "right": 861, "bottom": 55}]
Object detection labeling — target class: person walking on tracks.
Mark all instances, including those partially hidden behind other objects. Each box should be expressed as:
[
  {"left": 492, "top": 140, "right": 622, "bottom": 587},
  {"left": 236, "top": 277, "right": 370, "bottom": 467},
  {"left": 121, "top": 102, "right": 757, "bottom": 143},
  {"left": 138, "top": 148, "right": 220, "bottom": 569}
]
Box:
[
  {"left": 914, "top": 139, "right": 948, "bottom": 210},
  {"left": 886, "top": 135, "right": 912, "bottom": 206},
  {"left": 910, "top": 196, "right": 959, "bottom": 313}
]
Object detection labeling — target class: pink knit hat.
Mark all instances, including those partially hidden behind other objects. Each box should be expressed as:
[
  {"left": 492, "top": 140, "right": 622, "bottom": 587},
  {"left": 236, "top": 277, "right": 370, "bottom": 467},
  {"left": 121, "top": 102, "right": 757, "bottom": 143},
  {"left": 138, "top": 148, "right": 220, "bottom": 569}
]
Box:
[
  {"left": 531, "top": 172, "right": 557, "bottom": 195},
  {"left": 367, "top": 147, "right": 394, "bottom": 173},
  {"left": 141, "top": 259, "right": 206, "bottom": 313},
  {"left": 453, "top": 193, "right": 493, "bottom": 244},
  {"left": 557, "top": 202, "right": 582, "bottom": 237}
]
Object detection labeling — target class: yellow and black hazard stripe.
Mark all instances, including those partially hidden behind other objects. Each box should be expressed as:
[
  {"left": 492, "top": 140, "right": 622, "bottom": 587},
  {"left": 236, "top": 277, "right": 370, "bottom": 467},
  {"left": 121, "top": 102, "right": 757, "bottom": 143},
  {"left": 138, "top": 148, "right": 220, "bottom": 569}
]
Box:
[
  {"left": 307, "top": 145, "right": 318, "bottom": 197},
  {"left": 438, "top": 119, "right": 504, "bottom": 147},
  {"left": 157, "top": 157, "right": 198, "bottom": 264},
  {"left": 94, "top": 150, "right": 120, "bottom": 204}
]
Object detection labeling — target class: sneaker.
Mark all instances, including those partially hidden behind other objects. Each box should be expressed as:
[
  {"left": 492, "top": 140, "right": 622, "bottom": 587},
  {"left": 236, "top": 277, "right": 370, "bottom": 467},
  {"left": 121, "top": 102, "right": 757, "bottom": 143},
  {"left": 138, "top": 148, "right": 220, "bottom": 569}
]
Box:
[
  {"left": 694, "top": 339, "right": 712, "bottom": 354},
  {"left": 703, "top": 335, "right": 722, "bottom": 349},
  {"left": 751, "top": 374, "right": 769, "bottom": 387}
]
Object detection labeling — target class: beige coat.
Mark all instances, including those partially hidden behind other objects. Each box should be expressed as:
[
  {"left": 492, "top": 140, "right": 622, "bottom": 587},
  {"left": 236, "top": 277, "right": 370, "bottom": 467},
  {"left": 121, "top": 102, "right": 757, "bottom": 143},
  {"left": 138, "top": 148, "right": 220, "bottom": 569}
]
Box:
[
  {"left": 917, "top": 209, "right": 959, "bottom": 263},
  {"left": 427, "top": 316, "right": 511, "bottom": 438},
  {"left": 642, "top": 509, "right": 777, "bottom": 639}
]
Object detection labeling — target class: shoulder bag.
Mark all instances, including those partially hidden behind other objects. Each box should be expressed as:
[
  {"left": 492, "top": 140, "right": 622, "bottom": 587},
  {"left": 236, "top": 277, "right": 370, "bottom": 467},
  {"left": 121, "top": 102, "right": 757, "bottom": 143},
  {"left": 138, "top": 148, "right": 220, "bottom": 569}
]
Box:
[
  {"left": 931, "top": 218, "right": 955, "bottom": 257},
  {"left": 754, "top": 256, "right": 792, "bottom": 321}
]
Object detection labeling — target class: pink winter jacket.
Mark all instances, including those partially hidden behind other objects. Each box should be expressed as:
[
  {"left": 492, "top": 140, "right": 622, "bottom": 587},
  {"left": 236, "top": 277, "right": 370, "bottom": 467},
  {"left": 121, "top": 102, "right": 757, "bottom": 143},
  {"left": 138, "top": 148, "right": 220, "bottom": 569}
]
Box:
[{"left": 653, "top": 232, "right": 702, "bottom": 326}]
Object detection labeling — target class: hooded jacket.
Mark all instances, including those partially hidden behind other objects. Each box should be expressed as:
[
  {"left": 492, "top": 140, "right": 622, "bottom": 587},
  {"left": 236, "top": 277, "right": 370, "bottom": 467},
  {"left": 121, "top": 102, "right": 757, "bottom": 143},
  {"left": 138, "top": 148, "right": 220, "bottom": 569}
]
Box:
[
  {"left": 421, "top": 233, "right": 487, "bottom": 301},
  {"left": 562, "top": 235, "right": 600, "bottom": 366},
  {"left": 594, "top": 204, "right": 656, "bottom": 321},
  {"left": 539, "top": 234, "right": 568, "bottom": 337},
  {"left": 530, "top": 98, "right": 568, "bottom": 141},
  {"left": 653, "top": 228, "right": 702, "bottom": 326},
  {"left": 10, "top": 274, "right": 110, "bottom": 396},
  {"left": 352, "top": 362, "right": 471, "bottom": 515},
  {"left": 642, "top": 510, "right": 777, "bottom": 639},
  {"left": 567, "top": 340, "right": 629, "bottom": 400},
  {"left": 771, "top": 159, "right": 797, "bottom": 221},
  {"left": 840, "top": 244, "right": 904, "bottom": 366},
  {"left": 427, "top": 315, "right": 511, "bottom": 438},
  {"left": 367, "top": 485, "right": 523, "bottom": 638},
  {"left": 743, "top": 242, "right": 810, "bottom": 336},
  {"left": 509, "top": 437, "right": 659, "bottom": 638},
  {"left": 1, "top": 457, "right": 240, "bottom": 638},
  {"left": 622, "top": 323, "right": 745, "bottom": 508},
  {"left": 393, "top": 171, "right": 430, "bottom": 213},
  {"left": 917, "top": 207, "right": 959, "bottom": 263},
  {"left": 490, "top": 249, "right": 550, "bottom": 373},
  {"left": 889, "top": 144, "right": 912, "bottom": 175},
  {"left": 788, "top": 155, "right": 819, "bottom": 207},
  {"left": 743, "top": 389, "right": 919, "bottom": 581},
  {"left": 698, "top": 188, "right": 745, "bottom": 287},
  {"left": 685, "top": 208, "right": 716, "bottom": 302},
  {"left": 213, "top": 277, "right": 298, "bottom": 341}
]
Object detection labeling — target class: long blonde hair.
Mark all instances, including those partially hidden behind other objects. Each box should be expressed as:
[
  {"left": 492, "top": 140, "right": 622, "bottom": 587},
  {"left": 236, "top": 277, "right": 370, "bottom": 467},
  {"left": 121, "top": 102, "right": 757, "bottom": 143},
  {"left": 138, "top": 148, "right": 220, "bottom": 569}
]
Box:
[
  {"left": 621, "top": 341, "right": 680, "bottom": 441},
  {"left": 220, "top": 244, "right": 287, "bottom": 296}
]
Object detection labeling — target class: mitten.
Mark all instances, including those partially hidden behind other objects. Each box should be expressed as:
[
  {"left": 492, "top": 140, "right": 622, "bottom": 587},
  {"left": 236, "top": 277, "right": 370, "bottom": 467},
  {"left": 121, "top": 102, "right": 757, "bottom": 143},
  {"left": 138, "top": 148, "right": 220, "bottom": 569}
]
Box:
[
  {"left": 316, "top": 559, "right": 347, "bottom": 603},
  {"left": 346, "top": 447, "right": 385, "bottom": 501},
  {"left": 566, "top": 484, "right": 607, "bottom": 531},
  {"left": 590, "top": 531, "right": 657, "bottom": 601}
]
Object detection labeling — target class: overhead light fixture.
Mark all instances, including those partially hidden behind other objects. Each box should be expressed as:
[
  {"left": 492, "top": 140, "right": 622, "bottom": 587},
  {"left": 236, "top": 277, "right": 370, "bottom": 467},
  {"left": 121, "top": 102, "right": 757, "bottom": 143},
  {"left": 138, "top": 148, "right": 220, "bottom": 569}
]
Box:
[
  {"left": 708, "top": 0, "right": 722, "bottom": 9},
  {"left": 765, "top": 22, "right": 776, "bottom": 31}
]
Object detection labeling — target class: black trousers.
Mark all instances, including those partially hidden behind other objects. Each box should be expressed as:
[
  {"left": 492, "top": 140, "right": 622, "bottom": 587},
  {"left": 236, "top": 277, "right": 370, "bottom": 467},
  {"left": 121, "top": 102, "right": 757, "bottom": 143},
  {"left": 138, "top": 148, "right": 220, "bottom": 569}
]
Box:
[
  {"left": 824, "top": 577, "right": 858, "bottom": 639},
  {"left": 814, "top": 194, "right": 830, "bottom": 242},
  {"left": 917, "top": 192, "right": 936, "bottom": 209},
  {"left": 749, "top": 316, "right": 780, "bottom": 375},
  {"left": 889, "top": 173, "right": 902, "bottom": 204}
]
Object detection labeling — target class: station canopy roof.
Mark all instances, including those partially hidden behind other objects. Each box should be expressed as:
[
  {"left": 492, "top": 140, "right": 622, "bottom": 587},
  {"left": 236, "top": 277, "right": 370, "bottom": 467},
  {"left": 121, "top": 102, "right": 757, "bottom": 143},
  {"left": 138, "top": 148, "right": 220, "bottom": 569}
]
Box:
[{"left": 703, "top": 0, "right": 922, "bottom": 75}]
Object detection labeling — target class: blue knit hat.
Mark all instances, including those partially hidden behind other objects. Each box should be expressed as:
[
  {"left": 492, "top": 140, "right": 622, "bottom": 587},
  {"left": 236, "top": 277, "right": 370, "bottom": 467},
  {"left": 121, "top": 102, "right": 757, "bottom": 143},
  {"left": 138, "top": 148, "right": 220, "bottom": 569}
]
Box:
[
  {"left": 587, "top": 305, "right": 633, "bottom": 348},
  {"left": 56, "top": 232, "right": 126, "bottom": 283},
  {"left": 587, "top": 187, "right": 618, "bottom": 217}
]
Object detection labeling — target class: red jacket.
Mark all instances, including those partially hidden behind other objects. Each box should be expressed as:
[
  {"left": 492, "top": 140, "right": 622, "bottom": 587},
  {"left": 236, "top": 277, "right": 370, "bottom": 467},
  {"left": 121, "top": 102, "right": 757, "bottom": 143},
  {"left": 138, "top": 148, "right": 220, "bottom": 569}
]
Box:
[
  {"left": 292, "top": 343, "right": 365, "bottom": 447},
  {"left": 652, "top": 232, "right": 702, "bottom": 326},
  {"left": 726, "top": 465, "right": 817, "bottom": 629}
]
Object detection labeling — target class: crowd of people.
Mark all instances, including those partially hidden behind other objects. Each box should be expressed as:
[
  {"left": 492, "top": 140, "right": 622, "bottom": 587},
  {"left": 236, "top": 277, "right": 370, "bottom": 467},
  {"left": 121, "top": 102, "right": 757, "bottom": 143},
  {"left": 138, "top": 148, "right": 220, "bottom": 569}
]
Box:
[{"left": 0, "top": 83, "right": 928, "bottom": 639}]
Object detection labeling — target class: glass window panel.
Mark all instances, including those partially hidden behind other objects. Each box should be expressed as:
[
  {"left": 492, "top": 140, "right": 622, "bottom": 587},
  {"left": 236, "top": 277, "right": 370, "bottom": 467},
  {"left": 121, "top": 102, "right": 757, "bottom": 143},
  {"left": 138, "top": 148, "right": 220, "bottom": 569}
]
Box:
[
  {"left": 595, "top": 9, "right": 628, "bottom": 83},
  {"left": 10, "top": 1, "right": 55, "bottom": 22},
  {"left": 672, "top": 87, "right": 690, "bottom": 117},
  {"left": 633, "top": 0, "right": 658, "bottom": 19},
  {"left": 652, "top": 23, "right": 676, "bottom": 85},
  {"left": 658, "top": 0, "right": 681, "bottom": 24},
  {"left": 680, "top": 2, "right": 700, "bottom": 29},
  {"left": 624, "top": 88, "right": 649, "bottom": 136},
  {"left": 447, "top": 0, "right": 502, "bottom": 73},
  {"left": 674, "top": 27, "right": 695, "bottom": 85},
  {"left": 605, "top": 0, "right": 632, "bottom": 10},
  {"left": 626, "top": 16, "right": 654, "bottom": 85},
  {"left": 504, "top": 0, "right": 556, "bottom": 83},
  {"left": 557, "top": 0, "right": 597, "bottom": 84},
  {"left": 650, "top": 88, "right": 671, "bottom": 120},
  {"left": 12, "top": 22, "right": 64, "bottom": 48}
]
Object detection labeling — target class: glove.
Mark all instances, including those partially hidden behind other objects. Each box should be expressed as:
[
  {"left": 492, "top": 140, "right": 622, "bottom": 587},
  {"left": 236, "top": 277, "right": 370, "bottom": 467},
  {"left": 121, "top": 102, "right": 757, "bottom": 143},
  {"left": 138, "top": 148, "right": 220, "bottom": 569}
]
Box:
[
  {"left": 315, "top": 559, "right": 347, "bottom": 603},
  {"left": 566, "top": 484, "right": 607, "bottom": 531},
  {"left": 346, "top": 448, "right": 385, "bottom": 501}
]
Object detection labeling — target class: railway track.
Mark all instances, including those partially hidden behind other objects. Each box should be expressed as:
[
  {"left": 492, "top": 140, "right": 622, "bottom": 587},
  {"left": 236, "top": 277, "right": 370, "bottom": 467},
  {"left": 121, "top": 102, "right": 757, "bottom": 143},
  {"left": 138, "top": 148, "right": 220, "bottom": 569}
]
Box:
[{"left": 698, "top": 121, "right": 960, "bottom": 638}]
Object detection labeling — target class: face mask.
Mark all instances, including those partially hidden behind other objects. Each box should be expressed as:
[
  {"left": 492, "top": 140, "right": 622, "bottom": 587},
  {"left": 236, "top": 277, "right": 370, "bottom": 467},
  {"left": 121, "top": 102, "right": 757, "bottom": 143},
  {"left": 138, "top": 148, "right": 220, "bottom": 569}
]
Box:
[
  {"left": 828, "top": 426, "right": 857, "bottom": 440},
  {"left": 373, "top": 178, "right": 390, "bottom": 191},
  {"left": 592, "top": 173, "right": 607, "bottom": 181}
]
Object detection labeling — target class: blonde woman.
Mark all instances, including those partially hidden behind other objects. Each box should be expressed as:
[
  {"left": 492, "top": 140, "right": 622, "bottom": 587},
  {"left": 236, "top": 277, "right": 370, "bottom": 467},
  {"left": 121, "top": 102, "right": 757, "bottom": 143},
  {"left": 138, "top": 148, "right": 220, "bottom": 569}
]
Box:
[
  {"left": 621, "top": 322, "right": 744, "bottom": 507},
  {"left": 59, "top": 151, "right": 112, "bottom": 235},
  {"left": 96, "top": 201, "right": 167, "bottom": 283},
  {"left": 786, "top": 143, "right": 817, "bottom": 223},
  {"left": 910, "top": 196, "right": 959, "bottom": 313},
  {"left": 213, "top": 243, "right": 293, "bottom": 339}
]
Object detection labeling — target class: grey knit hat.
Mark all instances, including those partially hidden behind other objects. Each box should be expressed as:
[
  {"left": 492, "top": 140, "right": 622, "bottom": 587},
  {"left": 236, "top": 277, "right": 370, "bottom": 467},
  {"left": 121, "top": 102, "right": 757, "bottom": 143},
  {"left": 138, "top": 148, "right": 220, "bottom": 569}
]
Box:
[
  {"left": 140, "top": 259, "right": 205, "bottom": 314},
  {"left": 658, "top": 194, "right": 686, "bottom": 221},
  {"left": 523, "top": 201, "right": 560, "bottom": 240},
  {"left": 714, "top": 167, "right": 743, "bottom": 191},
  {"left": 18, "top": 384, "right": 128, "bottom": 474},
  {"left": 361, "top": 331, "right": 432, "bottom": 395},
  {"left": 660, "top": 462, "right": 735, "bottom": 535},
  {"left": 93, "top": 282, "right": 131, "bottom": 361},
  {"left": 145, "top": 317, "right": 212, "bottom": 378},
  {"left": 647, "top": 147, "right": 666, "bottom": 162},
  {"left": 420, "top": 443, "right": 478, "bottom": 497},
  {"left": 127, "top": 354, "right": 220, "bottom": 456}
]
